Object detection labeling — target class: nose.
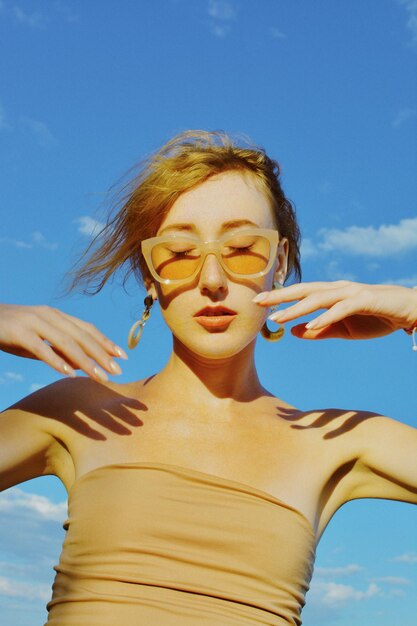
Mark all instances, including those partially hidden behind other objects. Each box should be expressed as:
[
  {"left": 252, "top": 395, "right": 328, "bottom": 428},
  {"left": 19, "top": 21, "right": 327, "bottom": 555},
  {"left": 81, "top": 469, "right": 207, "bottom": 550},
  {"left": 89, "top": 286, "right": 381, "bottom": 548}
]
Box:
[{"left": 198, "top": 252, "right": 228, "bottom": 294}]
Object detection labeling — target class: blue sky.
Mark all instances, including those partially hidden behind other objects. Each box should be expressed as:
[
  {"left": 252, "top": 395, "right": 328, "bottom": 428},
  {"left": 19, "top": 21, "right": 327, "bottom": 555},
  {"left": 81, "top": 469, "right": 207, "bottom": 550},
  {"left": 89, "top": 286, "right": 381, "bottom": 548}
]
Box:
[{"left": 0, "top": 1, "right": 416, "bottom": 624}]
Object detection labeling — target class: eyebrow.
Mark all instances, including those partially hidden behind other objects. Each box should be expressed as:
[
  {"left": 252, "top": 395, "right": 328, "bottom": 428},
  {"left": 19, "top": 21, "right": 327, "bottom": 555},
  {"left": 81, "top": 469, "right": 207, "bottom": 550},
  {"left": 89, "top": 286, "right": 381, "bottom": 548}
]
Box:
[{"left": 158, "top": 219, "right": 260, "bottom": 236}]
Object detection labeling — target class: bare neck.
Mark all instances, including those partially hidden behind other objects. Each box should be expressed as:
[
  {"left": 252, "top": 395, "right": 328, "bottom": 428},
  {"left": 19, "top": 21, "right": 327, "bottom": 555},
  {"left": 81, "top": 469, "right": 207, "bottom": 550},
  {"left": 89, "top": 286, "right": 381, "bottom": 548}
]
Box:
[{"left": 148, "top": 337, "right": 271, "bottom": 412}]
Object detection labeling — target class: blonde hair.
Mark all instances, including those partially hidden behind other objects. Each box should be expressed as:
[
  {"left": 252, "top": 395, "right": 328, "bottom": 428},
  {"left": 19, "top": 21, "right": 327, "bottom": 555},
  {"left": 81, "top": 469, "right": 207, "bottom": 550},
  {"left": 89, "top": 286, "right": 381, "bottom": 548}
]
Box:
[{"left": 62, "top": 130, "right": 302, "bottom": 296}]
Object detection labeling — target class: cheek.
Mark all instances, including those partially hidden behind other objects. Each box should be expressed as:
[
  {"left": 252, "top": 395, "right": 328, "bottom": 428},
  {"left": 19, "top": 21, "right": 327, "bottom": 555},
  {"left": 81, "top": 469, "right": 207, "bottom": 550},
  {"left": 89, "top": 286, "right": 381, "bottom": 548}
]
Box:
[{"left": 237, "top": 302, "right": 269, "bottom": 334}]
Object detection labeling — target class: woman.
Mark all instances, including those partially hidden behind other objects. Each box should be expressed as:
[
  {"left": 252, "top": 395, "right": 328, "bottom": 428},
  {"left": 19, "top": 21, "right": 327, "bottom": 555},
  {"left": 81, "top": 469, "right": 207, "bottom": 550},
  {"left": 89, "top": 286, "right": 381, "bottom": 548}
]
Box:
[{"left": 1, "top": 130, "right": 416, "bottom": 626}]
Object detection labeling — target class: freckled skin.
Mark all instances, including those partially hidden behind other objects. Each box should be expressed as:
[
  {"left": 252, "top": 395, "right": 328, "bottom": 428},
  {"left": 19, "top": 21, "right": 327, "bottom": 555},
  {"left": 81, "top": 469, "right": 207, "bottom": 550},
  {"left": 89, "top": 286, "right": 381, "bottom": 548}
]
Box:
[{"left": 146, "top": 170, "right": 289, "bottom": 368}]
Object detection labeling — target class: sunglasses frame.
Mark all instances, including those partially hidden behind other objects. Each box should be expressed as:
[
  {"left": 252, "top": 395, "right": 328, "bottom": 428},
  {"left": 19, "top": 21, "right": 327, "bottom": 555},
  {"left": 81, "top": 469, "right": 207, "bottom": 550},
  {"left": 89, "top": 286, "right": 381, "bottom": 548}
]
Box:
[{"left": 141, "top": 227, "right": 280, "bottom": 285}]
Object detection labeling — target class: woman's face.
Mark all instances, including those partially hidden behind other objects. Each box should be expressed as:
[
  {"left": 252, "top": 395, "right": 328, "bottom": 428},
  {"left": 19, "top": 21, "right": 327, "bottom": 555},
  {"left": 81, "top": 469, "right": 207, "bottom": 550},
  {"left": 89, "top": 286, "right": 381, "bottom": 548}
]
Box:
[{"left": 146, "top": 170, "right": 289, "bottom": 359}]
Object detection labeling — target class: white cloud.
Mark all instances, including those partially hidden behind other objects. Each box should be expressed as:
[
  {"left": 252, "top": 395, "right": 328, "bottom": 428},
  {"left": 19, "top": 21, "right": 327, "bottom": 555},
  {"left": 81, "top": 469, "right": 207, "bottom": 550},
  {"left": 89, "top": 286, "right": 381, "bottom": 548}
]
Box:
[
  {"left": 207, "top": 0, "right": 236, "bottom": 37},
  {"left": 0, "top": 231, "right": 58, "bottom": 251},
  {"left": 372, "top": 576, "right": 411, "bottom": 585},
  {"left": 12, "top": 5, "right": 47, "bottom": 28},
  {"left": 310, "top": 580, "right": 380, "bottom": 606},
  {"left": 380, "top": 274, "right": 417, "bottom": 287},
  {"left": 7, "top": 372, "right": 23, "bottom": 381},
  {"left": 0, "top": 106, "right": 56, "bottom": 145},
  {"left": 20, "top": 117, "right": 57, "bottom": 148},
  {"left": 208, "top": 0, "right": 236, "bottom": 20},
  {"left": 0, "top": 560, "right": 44, "bottom": 577},
  {"left": 315, "top": 563, "right": 363, "bottom": 577},
  {"left": 210, "top": 23, "right": 229, "bottom": 38},
  {"left": 0, "top": 371, "right": 24, "bottom": 384},
  {"left": 392, "top": 551, "right": 417, "bottom": 564},
  {"left": 270, "top": 27, "right": 286, "bottom": 40},
  {"left": 1, "top": 1, "right": 78, "bottom": 26},
  {"left": 317, "top": 217, "right": 417, "bottom": 257},
  {"left": 0, "top": 486, "right": 66, "bottom": 604},
  {"left": 0, "top": 487, "right": 67, "bottom": 522},
  {"left": 31, "top": 230, "right": 58, "bottom": 251},
  {"left": 300, "top": 237, "right": 318, "bottom": 259},
  {"left": 392, "top": 107, "right": 416, "bottom": 128},
  {"left": 398, "top": 0, "right": 417, "bottom": 46},
  {"left": 324, "top": 260, "right": 356, "bottom": 282},
  {"left": 388, "top": 587, "right": 407, "bottom": 597},
  {"left": 0, "top": 575, "right": 51, "bottom": 601},
  {"left": 0, "top": 236, "right": 32, "bottom": 249},
  {"left": 74, "top": 215, "right": 106, "bottom": 238},
  {"left": 29, "top": 383, "right": 44, "bottom": 392}
]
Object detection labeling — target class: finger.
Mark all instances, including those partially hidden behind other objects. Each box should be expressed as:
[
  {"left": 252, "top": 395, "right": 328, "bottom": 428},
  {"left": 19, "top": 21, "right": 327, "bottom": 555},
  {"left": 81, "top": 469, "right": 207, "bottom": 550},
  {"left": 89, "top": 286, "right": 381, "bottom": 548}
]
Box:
[
  {"left": 34, "top": 318, "right": 112, "bottom": 382},
  {"left": 43, "top": 310, "right": 125, "bottom": 374},
  {"left": 252, "top": 280, "right": 353, "bottom": 306},
  {"left": 44, "top": 346, "right": 79, "bottom": 370},
  {"left": 303, "top": 299, "right": 359, "bottom": 330},
  {"left": 267, "top": 288, "right": 351, "bottom": 323},
  {"left": 267, "top": 294, "right": 336, "bottom": 323},
  {"left": 290, "top": 322, "right": 351, "bottom": 340},
  {"left": 58, "top": 311, "right": 125, "bottom": 357},
  {"left": 19, "top": 331, "right": 78, "bottom": 376}
]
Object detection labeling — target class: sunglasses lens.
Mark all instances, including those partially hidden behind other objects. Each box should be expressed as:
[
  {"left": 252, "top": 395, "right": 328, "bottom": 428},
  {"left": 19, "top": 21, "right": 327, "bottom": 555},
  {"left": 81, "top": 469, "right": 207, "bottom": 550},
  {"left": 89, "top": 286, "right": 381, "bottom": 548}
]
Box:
[
  {"left": 221, "top": 233, "right": 271, "bottom": 275},
  {"left": 150, "top": 234, "right": 271, "bottom": 281},
  {"left": 151, "top": 241, "right": 201, "bottom": 280}
]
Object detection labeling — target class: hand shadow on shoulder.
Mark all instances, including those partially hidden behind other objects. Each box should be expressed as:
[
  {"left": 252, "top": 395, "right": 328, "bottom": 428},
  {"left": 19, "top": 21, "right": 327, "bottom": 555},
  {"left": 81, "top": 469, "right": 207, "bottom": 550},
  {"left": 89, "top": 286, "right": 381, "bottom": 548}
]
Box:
[
  {"left": 11, "top": 376, "right": 153, "bottom": 441},
  {"left": 275, "top": 406, "right": 381, "bottom": 439}
]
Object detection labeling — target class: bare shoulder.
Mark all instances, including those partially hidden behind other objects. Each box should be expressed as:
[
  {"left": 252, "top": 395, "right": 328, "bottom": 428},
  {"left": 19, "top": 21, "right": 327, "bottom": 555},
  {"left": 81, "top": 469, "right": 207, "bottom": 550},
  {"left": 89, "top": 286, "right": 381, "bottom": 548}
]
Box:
[
  {"left": 296, "top": 406, "right": 416, "bottom": 460},
  {"left": 2, "top": 376, "right": 107, "bottom": 440},
  {"left": 1, "top": 376, "right": 84, "bottom": 439},
  {"left": 328, "top": 408, "right": 417, "bottom": 504},
  {"left": 279, "top": 404, "right": 383, "bottom": 445},
  {"left": 0, "top": 376, "right": 145, "bottom": 486},
  {"left": 281, "top": 405, "right": 388, "bottom": 475},
  {"left": 0, "top": 377, "right": 96, "bottom": 490},
  {"left": 288, "top": 406, "right": 417, "bottom": 541}
]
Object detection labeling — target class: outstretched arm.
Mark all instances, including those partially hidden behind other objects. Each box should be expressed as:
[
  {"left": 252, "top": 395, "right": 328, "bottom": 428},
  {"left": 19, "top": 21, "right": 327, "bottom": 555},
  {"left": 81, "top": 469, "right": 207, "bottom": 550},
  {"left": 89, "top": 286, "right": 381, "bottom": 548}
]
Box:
[
  {"left": 344, "top": 411, "right": 417, "bottom": 505},
  {"left": 253, "top": 280, "right": 417, "bottom": 504}
]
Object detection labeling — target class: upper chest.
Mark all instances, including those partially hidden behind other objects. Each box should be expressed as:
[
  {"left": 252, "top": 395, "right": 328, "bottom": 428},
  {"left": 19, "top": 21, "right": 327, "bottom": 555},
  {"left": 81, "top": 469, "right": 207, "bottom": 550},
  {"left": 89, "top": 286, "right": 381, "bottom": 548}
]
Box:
[{"left": 53, "top": 384, "right": 358, "bottom": 536}]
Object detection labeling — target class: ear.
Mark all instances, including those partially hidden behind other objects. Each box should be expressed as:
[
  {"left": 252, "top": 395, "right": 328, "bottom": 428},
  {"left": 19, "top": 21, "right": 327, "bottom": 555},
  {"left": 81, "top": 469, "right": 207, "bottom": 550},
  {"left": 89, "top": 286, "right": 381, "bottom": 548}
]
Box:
[
  {"left": 144, "top": 276, "right": 158, "bottom": 302},
  {"left": 274, "top": 237, "right": 289, "bottom": 285}
]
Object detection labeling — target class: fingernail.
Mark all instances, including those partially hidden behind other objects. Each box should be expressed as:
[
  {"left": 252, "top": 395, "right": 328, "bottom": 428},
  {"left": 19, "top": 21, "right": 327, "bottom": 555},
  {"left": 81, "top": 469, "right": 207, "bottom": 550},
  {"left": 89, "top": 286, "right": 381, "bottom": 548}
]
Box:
[
  {"left": 252, "top": 292, "right": 269, "bottom": 303},
  {"left": 268, "top": 312, "right": 284, "bottom": 321},
  {"left": 63, "top": 364, "right": 76, "bottom": 377},
  {"left": 114, "top": 345, "right": 128, "bottom": 360},
  {"left": 305, "top": 320, "right": 316, "bottom": 329},
  {"left": 93, "top": 366, "right": 108, "bottom": 382},
  {"left": 109, "top": 360, "right": 122, "bottom": 375}
]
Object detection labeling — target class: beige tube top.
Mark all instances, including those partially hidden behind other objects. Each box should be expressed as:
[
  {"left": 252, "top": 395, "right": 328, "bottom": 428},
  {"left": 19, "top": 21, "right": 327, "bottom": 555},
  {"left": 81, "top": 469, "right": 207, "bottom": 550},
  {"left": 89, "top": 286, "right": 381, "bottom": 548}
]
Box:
[{"left": 46, "top": 463, "right": 316, "bottom": 626}]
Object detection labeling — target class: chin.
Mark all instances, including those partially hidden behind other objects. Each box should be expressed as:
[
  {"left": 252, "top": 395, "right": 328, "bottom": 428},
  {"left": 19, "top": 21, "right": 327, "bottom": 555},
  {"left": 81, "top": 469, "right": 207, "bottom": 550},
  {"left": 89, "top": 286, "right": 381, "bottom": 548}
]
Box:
[{"left": 175, "top": 332, "right": 258, "bottom": 360}]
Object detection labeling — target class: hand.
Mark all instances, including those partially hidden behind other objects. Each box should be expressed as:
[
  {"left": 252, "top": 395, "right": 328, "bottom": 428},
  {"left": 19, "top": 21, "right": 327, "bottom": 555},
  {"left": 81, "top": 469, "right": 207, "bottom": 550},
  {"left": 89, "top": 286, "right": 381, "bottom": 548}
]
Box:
[
  {"left": 0, "top": 304, "right": 128, "bottom": 381},
  {"left": 253, "top": 280, "right": 417, "bottom": 341}
]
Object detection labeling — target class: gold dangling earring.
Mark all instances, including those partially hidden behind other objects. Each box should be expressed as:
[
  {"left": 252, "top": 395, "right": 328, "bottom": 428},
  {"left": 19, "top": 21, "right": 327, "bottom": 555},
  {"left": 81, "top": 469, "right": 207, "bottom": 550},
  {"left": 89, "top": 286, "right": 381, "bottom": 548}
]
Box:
[
  {"left": 260, "top": 281, "right": 285, "bottom": 342},
  {"left": 127, "top": 295, "right": 154, "bottom": 349}
]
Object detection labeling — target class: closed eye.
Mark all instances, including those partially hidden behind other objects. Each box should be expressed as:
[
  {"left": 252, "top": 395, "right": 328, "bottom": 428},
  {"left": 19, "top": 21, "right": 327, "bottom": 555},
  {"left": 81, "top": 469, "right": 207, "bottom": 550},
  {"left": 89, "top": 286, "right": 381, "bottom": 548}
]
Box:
[
  {"left": 167, "top": 248, "right": 199, "bottom": 257},
  {"left": 224, "top": 245, "right": 254, "bottom": 253}
]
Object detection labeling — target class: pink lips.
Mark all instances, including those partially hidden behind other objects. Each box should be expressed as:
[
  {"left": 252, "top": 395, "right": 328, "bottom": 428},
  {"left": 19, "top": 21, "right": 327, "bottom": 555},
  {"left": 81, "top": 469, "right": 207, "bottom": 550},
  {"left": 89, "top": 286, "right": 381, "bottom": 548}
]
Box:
[{"left": 194, "top": 306, "right": 237, "bottom": 330}]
